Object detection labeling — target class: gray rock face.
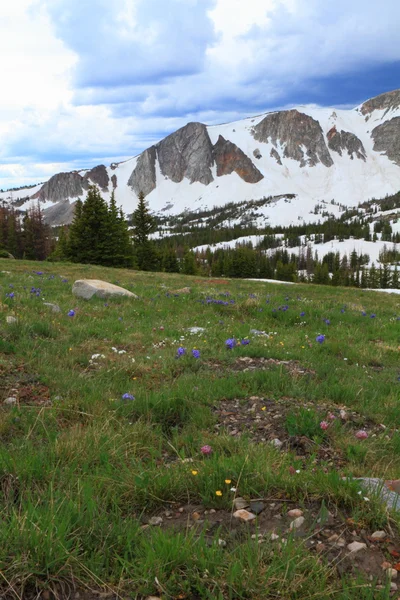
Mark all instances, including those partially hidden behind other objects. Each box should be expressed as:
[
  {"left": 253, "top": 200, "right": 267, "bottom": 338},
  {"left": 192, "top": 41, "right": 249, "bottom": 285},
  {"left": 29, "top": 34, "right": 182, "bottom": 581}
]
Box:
[
  {"left": 33, "top": 172, "right": 88, "bottom": 203},
  {"left": 371, "top": 117, "right": 400, "bottom": 166},
  {"left": 43, "top": 199, "right": 76, "bottom": 226},
  {"left": 84, "top": 165, "right": 109, "bottom": 191},
  {"left": 252, "top": 109, "right": 333, "bottom": 168},
  {"left": 72, "top": 279, "right": 138, "bottom": 300},
  {"left": 213, "top": 135, "right": 264, "bottom": 183},
  {"left": 111, "top": 174, "right": 117, "bottom": 189},
  {"left": 270, "top": 148, "right": 282, "bottom": 165},
  {"left": 361, "top": 90, "right": 400, "bottom": 116},
  {"left": 128, "top": 146, "right": 157, "bottom": 197},
  {"left": 157, "top": 122, "right": 214, "bottom": 185},
  {"left": 327, "top": 126, "right": 366, "bottom": 161}
]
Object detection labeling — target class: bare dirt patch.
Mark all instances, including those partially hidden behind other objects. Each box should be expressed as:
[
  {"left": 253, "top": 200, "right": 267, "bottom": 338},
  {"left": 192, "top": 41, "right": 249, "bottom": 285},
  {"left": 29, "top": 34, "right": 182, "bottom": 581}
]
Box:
[{"left": 206, "top": 356, "right": 316, "bottom": 378}]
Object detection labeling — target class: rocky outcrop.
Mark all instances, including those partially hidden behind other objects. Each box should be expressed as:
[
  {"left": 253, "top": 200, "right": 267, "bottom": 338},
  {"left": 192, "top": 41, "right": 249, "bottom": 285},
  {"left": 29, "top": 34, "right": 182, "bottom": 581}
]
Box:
[
  {"left": 327, "top": 126, "right": 366, "bottom": 161},
  {"left": 84, "top": 165, "right": 109, "bottom": 191},
  {"left": 72, "top": 279, "right": 138, "bottom": 300},
  {"left": 43, "top": 199, "right": 76, "bottom": 226},
  {"left": 157, "top": 122, "right": 214, "bottom": 185},
  {"left": 360, "top": 90, "right": 400, "bottom": 116},
  {"left": 253, "top": 148, "right": 262, "bottom": 159},
  {"left": 111, "top": 174, "right": 117, "bottom": 189},
  {"left": 371, "top": 117, "right": 400, "bottom": 166},
  {"left": 32, "top": 172, "right": 88, "bottom": 202},
  {"left": 252, "top": 109, "right": 333, "bottom": 168},
  {"left": 128, "top": 147, "right": 157, "bottom": 197},
  {"left": 213, "top": 136, "right": 264, "bottom": 183},
  {"left": 270, "top": 148, "right": 282, "bottom": 165}
]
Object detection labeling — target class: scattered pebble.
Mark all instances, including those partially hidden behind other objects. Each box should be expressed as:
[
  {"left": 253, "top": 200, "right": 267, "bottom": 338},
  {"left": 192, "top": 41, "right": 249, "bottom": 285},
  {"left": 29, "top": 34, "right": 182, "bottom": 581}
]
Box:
[
  {"left": 288, "top": 509, "right": 303, "bottom": 518},
  {"left": 290, "top": 516, "right": 305, "bottom": 530},
  {"left": 3, "top": 397, "right": 17, "bottom": 405},
  {"left": 347, "top": 541, "right": 367, "bottom": 554},
  {"left": 233, "top": 497, "right": 249, "bottom": 510},
  {"left": 233, "top": 509, "right": 257, "bottom": 522},
  {"left": 371, "top": 530, "right": 387, "bottom": 540},
  {"left": 148, "top": 516, "right": 163, "bottom": 526}
]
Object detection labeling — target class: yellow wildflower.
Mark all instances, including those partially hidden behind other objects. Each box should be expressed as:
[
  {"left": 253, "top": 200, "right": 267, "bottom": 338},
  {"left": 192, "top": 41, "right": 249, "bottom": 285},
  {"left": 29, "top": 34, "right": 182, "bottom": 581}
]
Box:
[
  {"left": 191, "top": 470, "right": 198, "bottom": 476},
  {"left": 225, "top": 479, "right": 232, "bottom": 484},
  {"left": 215, "top": 490, "right": 222, "bottom": 497}
]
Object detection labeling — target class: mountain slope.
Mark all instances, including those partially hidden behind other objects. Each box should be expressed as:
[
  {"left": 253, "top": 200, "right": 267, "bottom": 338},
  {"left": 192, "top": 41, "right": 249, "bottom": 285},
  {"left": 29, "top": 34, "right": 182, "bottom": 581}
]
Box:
[{"left": 1, "top": 89, "right": 400, "bottom": 227}]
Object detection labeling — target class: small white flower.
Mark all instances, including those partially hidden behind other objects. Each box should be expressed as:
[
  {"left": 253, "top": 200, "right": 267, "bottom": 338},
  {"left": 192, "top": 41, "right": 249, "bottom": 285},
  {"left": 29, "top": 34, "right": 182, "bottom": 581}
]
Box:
[
  {"left": 118, "top": 350, "right": 126, "bottom": 355},
  {"left": 230, "top": 487, "right": 237, "bottom": 492},
  {"left": 131, "top": 358, "right": 135, "bottom": 363},
  {"left": 111, "top": 347, "right": 118, "bottom": 353},
  {"left": 363, "top": 497, "right": 370, "bottom": 502},
  {"left": 295, "top": 470, "right": 301, "bottom": 474}
]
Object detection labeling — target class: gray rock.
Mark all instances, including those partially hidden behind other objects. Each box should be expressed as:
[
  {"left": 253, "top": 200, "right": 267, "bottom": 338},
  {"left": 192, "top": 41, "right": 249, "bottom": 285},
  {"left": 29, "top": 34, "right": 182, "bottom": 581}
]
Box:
[
  {"left": 43, "top": 199, "right": 76, "bottom": 226},
  {"left": 148, "top": 516, "right": 163, "bottom": 526},
  {"left": 72, "top": 279, "right": 138, "bottom": 300},
  {"left": 327, "top": 126, "right": 366, "bottom": 161},
  {"left": 371, "top": 530, "right": 387, "bottom": 540},
  {"left": 355, "top": 477, "right": 400, "bottom": 511},
  {"left": 233, "top": 497, "right": 249, "bottom": 510},
  {"left": 6, "top": 316, "right": 17, "bottom": 324},
  {"left": 289, "top": 516, "right": 305, "bottom": 530},
  {"left": 288, "top": 509, "right": 303, "bottom": 518},
  {"left": 128, "top": 146, "right": 157, "bottom": 198},
  {"left": 360, "top": 89, "right": 400, "bottom": 116},
  {"left": 270, "top": 147, "right": 282, "bottom": 165},
  {"left": 157, "top": 122, "right": 214, "bottom": 185},
  {"left": 347, "top": 541, "right": 367, "bottom": 553},
  {"left": 253, "top": 148, "right": 262, "bottom": 159},
  {"left": 371, "top": 117, "right": 400, "bottom": 166},
  {"left": 43, "top": 302, "right": 61, "bottom": 313},
  {"left": 249, "top": 501, "right": 265, "bottom": 515},
  {"left": 213, "top": 135, "right": 264, "bottom": 183},
  {"left": 84, "top": 165, "right": 109, "bottom": 191},
  {"left": 33, "top": 171, "right": 88, "bottom": 203},
  {"left": 252, "top": 109, "right": 333, "bottom": 168},
  {"left": 4, "top": 397, "right": 17, "bottom": 405},
  {"left": 271, "top": 438, "right": 283, "bottom": 449}
]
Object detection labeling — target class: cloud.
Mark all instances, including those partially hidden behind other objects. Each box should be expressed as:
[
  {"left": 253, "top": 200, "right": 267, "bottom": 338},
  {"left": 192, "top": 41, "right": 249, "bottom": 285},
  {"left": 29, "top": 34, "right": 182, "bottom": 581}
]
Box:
[{"left": 1, "top": 0, "right": 400, "bottom": 189}]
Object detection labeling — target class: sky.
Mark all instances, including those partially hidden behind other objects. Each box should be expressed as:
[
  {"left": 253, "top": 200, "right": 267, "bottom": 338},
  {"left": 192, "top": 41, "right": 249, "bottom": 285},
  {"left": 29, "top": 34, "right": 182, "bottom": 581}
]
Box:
[{"left": 0, "top": 0, "right": 399, "bottom": 190}]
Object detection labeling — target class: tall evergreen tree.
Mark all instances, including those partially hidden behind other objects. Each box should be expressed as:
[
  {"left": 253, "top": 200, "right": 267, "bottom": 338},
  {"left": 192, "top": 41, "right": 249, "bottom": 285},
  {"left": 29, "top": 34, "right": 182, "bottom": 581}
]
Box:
[{"left": 132, "top": 191, "right": 157, "bottom": 271}]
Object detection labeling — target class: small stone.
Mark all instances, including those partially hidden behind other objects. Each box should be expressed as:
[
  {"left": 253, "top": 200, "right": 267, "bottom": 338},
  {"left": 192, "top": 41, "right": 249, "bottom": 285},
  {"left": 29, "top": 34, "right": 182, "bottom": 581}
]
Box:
[
  {"left": 347, "top": 541, "right": 367, "bottom": 553},
  {"left": 148, "top": 516, "right": 163, "bottom": 526},
  {"left": 288, "top": 509, "right": 303, "bottom": 518},
  {"left": 381, "top": 561, "right": 392, "bottom": 570},
  {"left": 178, "top": 507, "right": 184, "bottom": 513},
  {"left": 170, "top": 287, "right": 191, "bottom": 295},
  {"left": 4, "top": 397, "right": 17, "bottom": 405},
  {"left": 233, "top": 509, "right": 257, "bottom": 522},
  {"left": 270, "top": 533, "right": 280, "bottom": 541},
  {"left": 250, "top": 501, "right": 265, "bottom": 515},
  {"left": 390, "top": 582, "right": 398, "bottom": 591},
  {"left": 316, "top": 543, "right": 326, "bottom": 553},
  {"left": 386, "top": 568, "right": 398, "bottom": 580},
  {"left": 209, "top": 509, "right": 216, "bottom": 514},
  {"left": 6, "top": 316, "right": 17, "bottom": 324},
  {"left": 290, "top": 516, "right": 305, "bottom": 530},
  {"left": 43, "top": 302, "right": 61, "bottom": 313},
  {"left": 371, "top": 530, "right": 387, "bottom": 540},
  {"left": 233, "top": 497, "right": 249, "bottom": 510},
  {"left": 218, "top": 538, "right": 227, "bottom": 547},
  {"left": 192, "top": 512, "right": 201, "bottom": 521},
  {"left": 271, "top": 438, "right": 283, "bottom": 449},
  {"left": 146, "top": 597, "right": 162, "bottom": 600}
]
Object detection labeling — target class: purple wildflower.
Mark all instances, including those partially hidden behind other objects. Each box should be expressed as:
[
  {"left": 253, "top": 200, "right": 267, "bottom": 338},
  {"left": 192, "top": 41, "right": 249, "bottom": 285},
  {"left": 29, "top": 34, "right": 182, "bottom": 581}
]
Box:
[
  {"left": 225, "top": 338, "right": 236, "bottom": 350},
  {"left": 241, "top": 339, "right": 250, "bottom": 346},
  {"left": 200, "top": 445, "right": 212, "bottom": 455},
  {"left": 370, "top": 314, "right": 376, "bottom": 319},
  {"left": 300, "top": 311, "right": 305, "bottom": 317},
  {"left": 177, "top": 347, "right": 186, "bottom": 357},
  {"left": 323, "top": 319, "right": 330, "bottom": 325},
  {"left": 192, "top": 349, "right": 200, "bottom": 359},
  {"left": 316, "top": 334, "right": 325, "bottom": 344},
  {"left": 122, "top": 393, "right": 135, "bottom": 401},
  {"left": 6, "top": 292, "right": 15, "bottom": 299},
  {"left": 68, "top": 309, "right": 75, "bottom": 317}
]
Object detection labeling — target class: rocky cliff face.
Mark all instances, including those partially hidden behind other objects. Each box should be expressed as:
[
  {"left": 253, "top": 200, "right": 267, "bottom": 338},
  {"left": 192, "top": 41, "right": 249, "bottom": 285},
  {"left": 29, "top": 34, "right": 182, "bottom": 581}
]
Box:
[
  {"left": 157, "top": 122, "right": 214, "bottom": 185},
  {"left": 213, "top": 135, "right": 263, "bottom": 182},
  {"left": 32, "top": 172, "right": 88, "bottom": 202},
  {"left": 252, "top": 109, "right": 334, "bottom": 168},
  {"left": 371, "top": 117, "right": 400, "bottom": 166},
  {"left": 84, "top": 165, "right": 109, "bottom": 191},
  {"left": 327, "top": 126, "right": 366, "bottom": 161},
  {"left": 128, "top": 147, "right": 157, "bottom": 197},
  {"left": 361, "top": 90, "right": 400, "bottom": 116}
]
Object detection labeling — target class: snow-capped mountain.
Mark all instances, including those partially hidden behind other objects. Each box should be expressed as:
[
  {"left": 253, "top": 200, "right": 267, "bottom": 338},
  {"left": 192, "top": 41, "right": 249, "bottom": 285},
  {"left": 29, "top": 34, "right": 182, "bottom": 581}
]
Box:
[{"left": 1, "top": 89, "right": 400, "bottom": 227}]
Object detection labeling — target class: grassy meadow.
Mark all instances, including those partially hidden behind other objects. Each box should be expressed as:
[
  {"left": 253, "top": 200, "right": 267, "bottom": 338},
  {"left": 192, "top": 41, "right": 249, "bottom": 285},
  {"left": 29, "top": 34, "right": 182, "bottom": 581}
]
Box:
[{"left": 1, "top": 259, "right": 400, "bottom": 599}]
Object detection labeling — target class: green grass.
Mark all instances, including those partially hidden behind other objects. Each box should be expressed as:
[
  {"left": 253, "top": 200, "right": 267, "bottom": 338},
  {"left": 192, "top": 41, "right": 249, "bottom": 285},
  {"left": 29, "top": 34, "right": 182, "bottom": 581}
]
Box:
[{"left": 1, "top": 260, "right": 400, "bottom": 598}]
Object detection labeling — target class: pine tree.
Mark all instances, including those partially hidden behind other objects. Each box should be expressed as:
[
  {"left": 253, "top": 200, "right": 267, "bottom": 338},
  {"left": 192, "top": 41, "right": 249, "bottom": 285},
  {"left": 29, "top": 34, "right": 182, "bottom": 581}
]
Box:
[
  {"left": 67, "top": 187, "right": 110, "bottom": 264},
  {"left": 162, "top": 246, "right": 180, "bottom": 273},
  {"left": 132, "top": 192, "right": 158, "bottom": 271}
]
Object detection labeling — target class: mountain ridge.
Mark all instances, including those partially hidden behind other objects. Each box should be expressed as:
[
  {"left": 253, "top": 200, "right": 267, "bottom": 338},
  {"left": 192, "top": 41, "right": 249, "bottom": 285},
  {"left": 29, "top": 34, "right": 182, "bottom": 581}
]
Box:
[{"left": 1, "top": 88, "right": 400, "bottom": 228}]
